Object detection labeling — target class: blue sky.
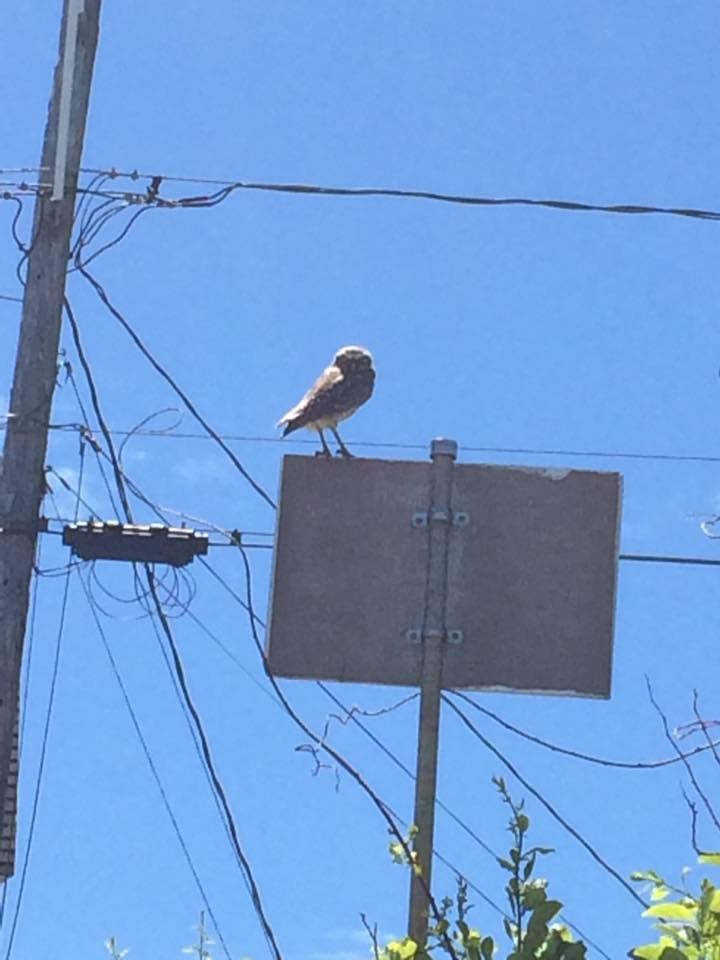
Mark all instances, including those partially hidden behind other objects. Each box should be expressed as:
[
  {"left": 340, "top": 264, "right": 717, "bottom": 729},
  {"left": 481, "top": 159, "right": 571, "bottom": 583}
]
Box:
[{"left": 3, "top": 3, "right": 720, "bottom": 959}]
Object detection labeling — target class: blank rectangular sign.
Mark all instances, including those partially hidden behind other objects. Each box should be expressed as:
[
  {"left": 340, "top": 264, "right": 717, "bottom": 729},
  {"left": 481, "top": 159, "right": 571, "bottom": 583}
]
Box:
[{"left": 266, "top": 455, "right": 621, "bottom": 698}]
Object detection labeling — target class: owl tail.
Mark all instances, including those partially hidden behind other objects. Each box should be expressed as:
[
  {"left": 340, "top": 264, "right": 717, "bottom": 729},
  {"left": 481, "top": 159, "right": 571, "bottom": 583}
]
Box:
[{"left": 278, "top": 417, "right": 300, "bottom": 437}]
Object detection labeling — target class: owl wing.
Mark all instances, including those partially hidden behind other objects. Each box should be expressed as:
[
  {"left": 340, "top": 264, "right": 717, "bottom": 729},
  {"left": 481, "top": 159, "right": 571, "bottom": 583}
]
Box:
[{"left": 276, "top": 364, "right": 344, "bottom": 432}]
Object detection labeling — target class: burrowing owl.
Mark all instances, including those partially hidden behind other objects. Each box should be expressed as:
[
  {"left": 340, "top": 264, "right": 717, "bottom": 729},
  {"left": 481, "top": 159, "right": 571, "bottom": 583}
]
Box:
[{"left": 276, "top": 346, "right": 375, "bottom": 457}]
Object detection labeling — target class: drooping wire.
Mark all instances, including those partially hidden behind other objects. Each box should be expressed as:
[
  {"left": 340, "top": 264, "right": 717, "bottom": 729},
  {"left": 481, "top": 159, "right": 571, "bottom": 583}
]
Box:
[
  {"left": 62, "top": 376, "right": 608, "bottom": 957},
  {"left": 4, "top": 191, "right": 48, "bottom": 289},
  {"left": 317, "top": 683, "right": 499, "bottom": 861},
  {"left": 63, "top": 292, "right": 283, "bottom": 957},
  {"left": 13, "top": 418, "right": 720, "bottom": 470},
  {"left": 68, "top": 166, "right": 720, "bottom": 223},
  {"left": 3, "top": 456, "right": 84, "bottom": 959},
  {"left": 71, "top": 171, "right": 113, "bottom": 243},
  {"left": 10, "top": 164, "right": 720, "bottom": 224},
  {"left": 142, "top": 611, "right": 243, "bottom": 850},
  {"left": 233, "top": 545, "right": 457, "bottom": 960},
  {"left": 449, "top": 691, "right": 720, "bottom": 770},
  {"left": 57, "top": 178, "right": 615, "bottom": 957},
  {"left": 442, "top": 694, "right": 648, "bottom": 909},
  {"left": 62, "top": 358, "right": 122, "bottom": 517},
  {"left": 73, "top": 204, "right": 151, "bottom": 270},
  {"left": 145, "top": 572, "right": 283, "bottom": 960},
  {"left": 194, "top": 552, "right": 611, "bottom": 958},
  {"left": 73, "top": 264, "right": 276, "bottom": 511},
  {"left": 62, "top": 297, "right": 134, "bottom": 522},
  {"left": 75, "top": 572, "right": 234, "bottom": 960}
]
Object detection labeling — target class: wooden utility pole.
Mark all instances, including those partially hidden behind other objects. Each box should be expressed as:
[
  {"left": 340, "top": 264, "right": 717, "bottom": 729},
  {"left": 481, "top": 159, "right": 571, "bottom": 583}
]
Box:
[{"left": 0, "top": 0, "right": 101, "bottom": 878}]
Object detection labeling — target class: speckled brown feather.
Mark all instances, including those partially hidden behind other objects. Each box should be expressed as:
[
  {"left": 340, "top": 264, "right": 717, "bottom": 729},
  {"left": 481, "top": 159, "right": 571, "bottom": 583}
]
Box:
[{"left": 277, "top": 349, "right": 375, "bottom": 436}]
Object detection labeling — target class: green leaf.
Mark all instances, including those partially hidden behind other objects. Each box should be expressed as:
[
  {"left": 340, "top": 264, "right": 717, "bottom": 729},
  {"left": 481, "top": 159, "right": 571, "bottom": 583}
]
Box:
[
  {"left": 643, "top": 902, "right": 697, "bottom": 921},
  {"left": 516, "top": 814, "right": 530, "bottom": 833},
  {"left": 497, "top": 858, "right": 514, "bottom": 871},
  {"left": 632, "top": 871, "right": 667, "bottom": 885},
  {"left": 699, "top": 853, "right": 720, "bottom": 866},
  {"left": 480, "top": 936, "right": 494, "bottom": 960},
  {"left": 466, "top": 942, "right": 481, "bottom": 960},
  {"left": 389, "top": 841, "right": 406, "bottom": 864},
  {"left": 651, "top": 885, "right": 672, "bottom": 902},
  {"left": 561, "top": 943, "right": 587, "bottom": 960},
  {"left": 521, "top": 886, "right": 547, "bottom": 910},
  {"left": 708, "top": 889, "right": 720, "bottom": 913},
  {"left": 531, "top": 899, "right": 563, "bottom": 925},
  {"left": 384, "top": 938, "right": 417, "bottom": 960},
  {"left": 628, "top": 946, "right": 667, "bottom": 960},
  {"left": 550, "top": 924, "right": 573, "bottom": 942},
  {"left": 523, "top": 913, "right": 548, "bottom": 954}
]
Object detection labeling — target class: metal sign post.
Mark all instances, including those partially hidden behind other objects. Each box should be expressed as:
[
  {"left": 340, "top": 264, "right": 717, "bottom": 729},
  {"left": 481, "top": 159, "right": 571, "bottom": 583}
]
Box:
[
  {"left": 266, "top": 442, "right": 621, "bottom": 944},
  {"left": 408, "top": 438, "right": 457, "bottom": 948}
]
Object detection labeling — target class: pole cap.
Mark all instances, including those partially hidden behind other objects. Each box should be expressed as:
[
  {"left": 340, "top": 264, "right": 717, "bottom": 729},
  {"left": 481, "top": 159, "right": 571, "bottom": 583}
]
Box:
[{"left": 430, "top": 438, "right": 458, "bottom": 460}]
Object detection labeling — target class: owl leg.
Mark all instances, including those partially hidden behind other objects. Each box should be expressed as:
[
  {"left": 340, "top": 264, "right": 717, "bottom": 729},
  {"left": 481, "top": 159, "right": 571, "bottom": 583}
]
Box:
[
  {"left": 315, "top": 429, "right": 332, "bottom": 457},
  {"left": 331, "top": 427, "right": 353, "bottom": 458}
]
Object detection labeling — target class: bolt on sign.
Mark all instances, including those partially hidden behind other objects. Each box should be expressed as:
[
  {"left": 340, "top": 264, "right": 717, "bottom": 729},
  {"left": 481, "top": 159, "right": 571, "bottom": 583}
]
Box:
[{"left": 266, "top": 451, "right": 622, "bottom": 698}]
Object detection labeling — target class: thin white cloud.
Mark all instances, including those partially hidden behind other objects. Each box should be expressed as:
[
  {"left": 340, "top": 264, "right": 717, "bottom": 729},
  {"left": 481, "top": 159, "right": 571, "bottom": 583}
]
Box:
[
  {"left": 47, "top": 465, "right": 105, "bottom": 520},
  {"left": 174, "top": 454, "right": 230, "bottom": 485}
]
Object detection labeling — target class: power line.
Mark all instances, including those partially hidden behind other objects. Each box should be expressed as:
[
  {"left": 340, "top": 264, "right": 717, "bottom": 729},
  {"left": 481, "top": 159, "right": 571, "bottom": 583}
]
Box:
[
  {"left": 4, "top": 474, "right": 83, "bottom": 959},
  {"left": 73, "top": 266, "right": 276, "bottom": 511},
  {"left": 443, "top": 694, "right": 648, "bottom": 910},
  {"left": 620, "top": 553, "right": 720, "bottom": 568},
  {"left": 40, "top": 189, "right": 627, "bottom": 957},
  {"left": 317, "top": 682, "right": 499, "bottom": 862},
  {"left": 147, "top": 572, "right": 283, "bottom": 960},
  {"left": 200, "top": 561, "right": 610, "bottom": 959},
  {"left": 57, "top": 268, "right": 608, "bottom": 952},
  {"left": 60, "top": 288, "right": 282, "bottom": 960},
  {"left": 56, "top": 350, "right": 280, "bottom": 960},
  {"left": 232, "top": 547, "right": 459, "bottom": 959},
  {"left": 76, "top": 573, "right": 234, "bottom": 960},
  {"left": 62, "top": 361, "right": 122, "bottom": 518},
  {"left": 15, "top": 418, "right": 720, "bottom": 470},
  {"left": 179, "top": 566, "right": 528, "bottom": 947},
  {"left": 450, "top": 691, "right": 720, "bottom": 770},
  {"left": 26, "top": 166, "right": 720, "bottom": 224},
  {"left": 62, "top": 292, "right": 283, "bottom": 959},
  {"left": 4, "top": 566, "right": 70, "bottom": 960}
]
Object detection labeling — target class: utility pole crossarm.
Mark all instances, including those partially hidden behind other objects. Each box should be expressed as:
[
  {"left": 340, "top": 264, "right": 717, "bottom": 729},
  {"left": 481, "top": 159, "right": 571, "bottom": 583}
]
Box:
[{"left": 0, "top": 0, "right": 101, "bottom": 879}]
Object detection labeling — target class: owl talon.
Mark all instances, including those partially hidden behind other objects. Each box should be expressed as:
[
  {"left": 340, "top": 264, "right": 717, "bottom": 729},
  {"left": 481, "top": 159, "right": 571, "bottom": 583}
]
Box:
[{"left": 315, "top": 450, "right": 332, "bottom": 458}]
